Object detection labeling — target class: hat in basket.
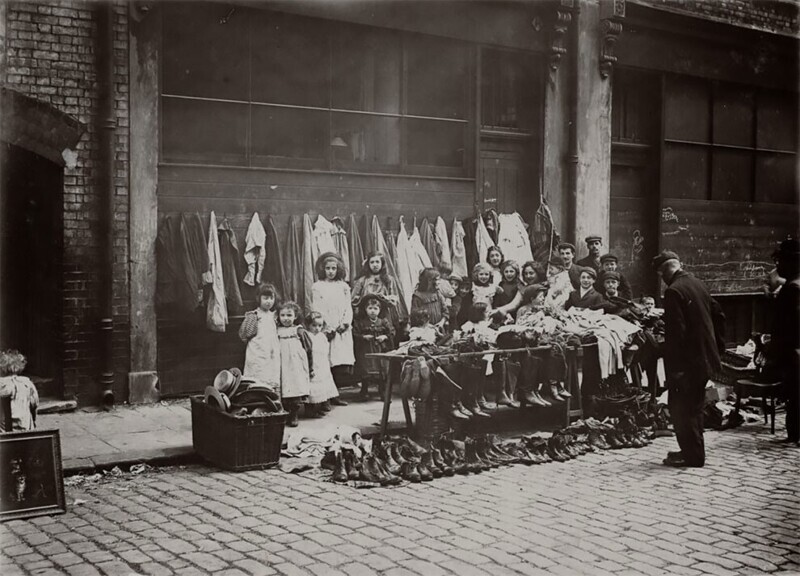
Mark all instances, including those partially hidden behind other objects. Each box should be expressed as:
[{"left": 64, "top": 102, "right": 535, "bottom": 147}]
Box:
[
  {"left": 213, "top": 370, "right": 236, "bottom": 394},
  {"left": 204, "top": 386, "right": 231, "bottom": 412}
]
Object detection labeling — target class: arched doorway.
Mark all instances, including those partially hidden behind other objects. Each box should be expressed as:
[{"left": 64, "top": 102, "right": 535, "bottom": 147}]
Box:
[{"left": 0, "top": 143, "right": 63, "bottom": 393}]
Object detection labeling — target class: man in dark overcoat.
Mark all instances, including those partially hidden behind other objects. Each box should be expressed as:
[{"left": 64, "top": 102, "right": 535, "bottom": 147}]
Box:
[
  {"left": 653, "top": 250, "right": 726, "bottom": 467},
  {"left": 769, "top": 238, "right": 800, "bottom": 445}
]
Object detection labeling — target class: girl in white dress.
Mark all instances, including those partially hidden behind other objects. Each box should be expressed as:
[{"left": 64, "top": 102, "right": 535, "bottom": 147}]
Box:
[
  {"left": 276, "top": 301, "right": 312, "bottom": 427},
  {"left": 311, "top": 252, "right": 355, "bottom": 385},
  {"left": 240, "top": 283, "right": 281, "bottom": 390},
  {"left": 305, "top": 311, "right": 341, "bottom": 417}
]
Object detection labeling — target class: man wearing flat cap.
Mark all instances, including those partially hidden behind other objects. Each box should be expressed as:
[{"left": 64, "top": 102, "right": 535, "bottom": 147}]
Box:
[
  {"left": 576, "top": 235, "right": 603, "bottom": 272},
  {"left": 595, "top": 253, "right": 633, "bottom": 300},
  {"left": 767, "top": 238, "right": 800, "bottom": 445},
  {"left": 558, "top": 242, "right": 582, "bottom": 290},
  {"left": 654, "top": 250, "right": 726, "bottom": 467}
]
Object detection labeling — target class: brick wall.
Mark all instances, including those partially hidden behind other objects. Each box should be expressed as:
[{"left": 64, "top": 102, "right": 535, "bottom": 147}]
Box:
[
  {"left": 3, "top": 1, "right": 130, "bottom": 404},
  {"left": 632, "top": 0, "right": 799, "bottom": 35}
]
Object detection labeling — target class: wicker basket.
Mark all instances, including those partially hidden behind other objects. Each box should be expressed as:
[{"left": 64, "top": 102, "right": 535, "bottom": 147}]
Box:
[
  {"left": 713, "top": 350, "right": 757, "bottom": 387},
  {"left": 413, "top": 393, "right": 451, "bottom": 442},
  {"left": 191, "top": 396, "right": 286, "bottom": 471}
]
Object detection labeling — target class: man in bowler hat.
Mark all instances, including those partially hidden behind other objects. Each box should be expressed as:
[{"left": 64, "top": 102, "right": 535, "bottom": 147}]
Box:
[
  {"left": 768, "top": 238, "right": 800, "bottom": 445},
  {"left": 654, "top": 250, "right": 726, "bottom": 467}
]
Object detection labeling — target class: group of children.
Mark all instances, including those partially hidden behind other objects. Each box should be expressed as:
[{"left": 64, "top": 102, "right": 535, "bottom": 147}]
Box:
[{"left": 241, "top": 239, "right": 647, "bottom": 425}]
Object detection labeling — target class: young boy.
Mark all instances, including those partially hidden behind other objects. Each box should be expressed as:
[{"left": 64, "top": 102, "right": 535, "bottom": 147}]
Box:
[
  {"left": 565, "top": 268, "right": 605, "bottom": 310},
  {"left": 595, "top": 253, "right": 633, "bottom": 300}
]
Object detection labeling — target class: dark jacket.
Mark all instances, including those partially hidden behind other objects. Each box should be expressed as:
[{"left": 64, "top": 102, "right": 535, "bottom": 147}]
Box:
[
  {"left": 663, "top": 270, "right": 725, "bottom": 379},
  {"left": 576, "top": 255, "right": 601, "bottom": 272},
  {"left": 564, "top": 265, "right": 582, "bottom": 290},
  {"left": 770, "top": 277, "right": 800, "bottom": 376},
  {"left": 565, "top": 287, "right": 605, "bottom": 311}
]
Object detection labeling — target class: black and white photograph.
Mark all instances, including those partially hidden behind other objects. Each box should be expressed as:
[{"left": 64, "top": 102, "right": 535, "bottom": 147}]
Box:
[{"left": 0, "top": 0, "right": 798, "bottom": 574}]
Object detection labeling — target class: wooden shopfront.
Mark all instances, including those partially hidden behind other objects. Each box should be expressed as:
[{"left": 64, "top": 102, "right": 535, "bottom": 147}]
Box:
[
  {"left": 152, "top": 1, "right": 556, "bottom": 396},
  {"left": 612, "top": 3, "right": 799, "bottom": 344}
]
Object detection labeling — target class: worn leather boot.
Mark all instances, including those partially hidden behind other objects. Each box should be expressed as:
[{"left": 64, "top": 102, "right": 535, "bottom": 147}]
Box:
[
  {"left": 556, "top": 381, "right": 572, "bottom": 399},
  {"left": 422, "top": 451, "right": 443, "bottom": 478},
  {"left": 333, "top": 452, "right": 348, "bottom": 482},
  {"left": 519, "top": 356, "right": 541, "bottom": 407},
  {"left": 505, "top": 360, "right": 522, "bottom": 409},
  {"left": 375, "top": 456, "right": 402, "bottom": 486},
  {"left": 431, "top": 445, "right": 454, "bottom": 476},
  {"left": 344, "top": 449, "right": 361, "bottom": 480},
  {"left": 400, "top": 461, "right": 421, "bottom": 483},
  {"left": 494, "top": 362, "right": 513, "bottom": 407},
  {"left": 547, "top": 382, "right": 566, "bottom": 403},
  {"left": 416, "top": 459, "right": 434, "bottom": 481}
]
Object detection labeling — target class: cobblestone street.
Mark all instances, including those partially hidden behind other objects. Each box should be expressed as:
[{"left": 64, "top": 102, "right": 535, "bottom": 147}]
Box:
[{"left": 2, "top": 421, "right": 799, "bottom": 576}]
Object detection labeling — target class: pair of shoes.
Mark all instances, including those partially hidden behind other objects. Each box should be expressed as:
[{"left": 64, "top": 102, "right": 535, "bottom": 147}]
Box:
[
  {"left": 662, "top": 457, "right": 703, "bottom": 468},
  {"left": 329, "top": 397, "right": 348, "bottom": 407}
]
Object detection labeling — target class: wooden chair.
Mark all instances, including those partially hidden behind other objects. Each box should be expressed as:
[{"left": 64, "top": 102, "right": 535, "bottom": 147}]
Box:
[{"left": 734, "top": 378, "right": 782, "bottom": 434}]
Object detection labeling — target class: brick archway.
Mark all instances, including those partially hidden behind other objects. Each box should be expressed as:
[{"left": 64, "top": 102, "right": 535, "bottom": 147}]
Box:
[{"left": 0, "top": 86, "right": 85, "bottom": 165}]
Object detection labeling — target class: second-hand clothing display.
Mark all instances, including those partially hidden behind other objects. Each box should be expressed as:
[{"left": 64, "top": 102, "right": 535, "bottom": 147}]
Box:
[
  {"left": 451, "top": 219, "right": 468, "bottom": 278},
  {"left": 435, "top": 216, "right": 452, "bottom": 273},
  {"left": 285, "top": 215, "right": 304, "bottom": 308},
  {"left": 243, "top": 212, "right": 266, "bottom": 287},
  {"left": 218, "top": 217, "right": 243, "bottom": 312},
  {"left": 206, "top": 211, "right": 228, "bottom": 332},
  {"left": 497, "top": 212, "right": 534, "bottom": 266},
  {"left": 265, "top": 215, "right": 289, "bottom": 301},
  {"left": 179, "top": 213, "right": 208, "bottom": 313}
]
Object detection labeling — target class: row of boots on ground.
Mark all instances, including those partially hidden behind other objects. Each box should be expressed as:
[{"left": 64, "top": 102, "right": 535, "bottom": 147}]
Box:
[
  {"left": 441, "top": 355, "right": 572, "bottom": 420},
  {"left": 327, "top": 414, "right": 654, "bottom": 486}
]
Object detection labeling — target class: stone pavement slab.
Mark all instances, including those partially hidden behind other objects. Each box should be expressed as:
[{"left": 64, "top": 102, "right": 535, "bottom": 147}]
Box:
[
  {"left": 1, "top": 418, "right": 798, "bottom": 575},
  {"left": 37, "top": 394, "right": 410, "bottom": 473}
]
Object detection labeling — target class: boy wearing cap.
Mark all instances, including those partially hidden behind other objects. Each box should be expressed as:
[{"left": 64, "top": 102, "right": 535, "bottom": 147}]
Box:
[
  {"left": 576, "top": 235, "right": 603, "bottom": 272},
  {"left": 595, "top": 253, "right": 632, "bottom": 300},
  {"left": 565, "top": 267, "right": 604, "bottom": 310},
  {"left": 654, "top": 250, "right": 726, "bottom": 468},
  {"left": 558, "top": 242, "right": 582, "bottom": 290},
  {"left": 768, "top": 238, "right": 800, "bottom": 444}
]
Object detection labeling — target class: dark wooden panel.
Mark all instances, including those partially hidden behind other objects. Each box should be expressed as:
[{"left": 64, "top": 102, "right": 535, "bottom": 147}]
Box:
[
  {"left": 660, "top": 199, "right": 799, "bottom": 295},
  {"left": 610, "top": 196, "right": 658, "bottom": 300}
]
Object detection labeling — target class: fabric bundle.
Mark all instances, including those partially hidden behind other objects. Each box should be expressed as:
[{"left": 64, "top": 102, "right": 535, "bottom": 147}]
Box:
[
  {"left": 205, "top": 211, "right": 228, "bottom": 332},
  {"left": 243, "top": 213, "right": 266, "bottom": 287}
]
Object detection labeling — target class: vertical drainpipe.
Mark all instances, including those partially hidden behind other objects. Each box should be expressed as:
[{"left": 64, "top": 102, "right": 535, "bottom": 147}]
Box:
[
  {"left": 97, "top": 2, "right": 116, "bottom": 407},
  {"left": 566, "top": 0, "right": 580, "bottom": 243}
]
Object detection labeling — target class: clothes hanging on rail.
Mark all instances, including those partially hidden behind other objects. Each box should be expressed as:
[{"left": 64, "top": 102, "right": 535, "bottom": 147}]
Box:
[
  {"left": 206, "top": 211, "right": 228, "bottom": 332},
  {"left": 451, "top": 219, "right": 468, "bottom": 279},
  {"left": 285, "top": 215, "right": 304, "bottom": 308},
  {"left": 331, "top": 217, "right": 351, "bottom": 281},
  {"left": 462, "top": 217, "right": 479, "bottom": 273},
  {"left": 302, "top": 214, "right": 315, "bottom": 313},
  {"left": 313, "top": 215, "right": 337, "bottom": 263},
  {"left": 346, "top": 213, "right": 364, "bottom": 281},
  {"left": 419, "top": 218, "right": 439, "bottom": 269},
  {"left": 178, "top": 212, "right": 208, "bottom": 313},
  {"left": 243, "top": 212, "right": 266, "bottom": 286},
  {"left": 381, "top": 224, "right": 408, "bottom": 322},
  {"left": 265, "top": 215, "right": 288, "bottom": 300},
  {"left": 475, "top": 213, "right": 496, "bottom": 268},
  {"left": 434, "top": 216, "right": 452, "bottom": 273},
  {"left": 409, "top": 220, "right": 433, "bottom": 272},
  {"left": 497, "top": 212, "right": 534, "bottom": 266},
  {"left": 217, "top": 217, "right": 243, "bottom": 312}
]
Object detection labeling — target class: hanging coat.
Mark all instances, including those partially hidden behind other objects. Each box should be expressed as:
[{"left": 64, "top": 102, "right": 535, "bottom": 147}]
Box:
[
  {"left": 302, "top": 214, "right": 316, "bottom": 314},
  {"left": 313, "top": 215, "right": 337, "bottom": 261},
  {"left": 409, "top": 221, "right": 433, "bottom": 272},
  {"left": 218, "top": 217, "right": 243, "bottom": 312},
  {"left": 156, "top": 215, "right": 179, "bottom": 306},
  {"left": 419, "top": 218, "right": 439, "bottom": 269},
  {"left": 382, "top": 227, "right": 409, "bottom": 322},
  {"left": 369, "top": 215, "right": 408, "bottom": 321},
  {"left": 363, "top": 213, "right": 374, "bottom": 255},
  {"left": 331, "top": 217, "right": 351, "bottom": 281},
  {"left": 434, "top": 217, "right": 452, "bottom": 273},
  {"left": 476, "top": 214, "right": 496, "bottom": 267},
  {"left": 396, "top": 217, "right": 430, "bottom": 313},
  {"left": 497, "top": 212, "right": 534, "bottom": 266},
  {"left": 451, "top": 219, "right": 469, "bottom": 279},
  {"left": 285, "top": 215, "right": 304, "bottom": 308},
  {"left": 265, "top": 215, "right": 288, "bottom": 300},
  {"left": 463, "top": 217, "right": 479, "bottom": 273},
  {"left": 205, "top": 211, "right": 228, "bottom": 332},
  {"left": 484, "top": 209, "right": 500, "bottom": 244},
  {"left": 243, "top": 212, "right": 266, "bottom": 286},
  {"left": 346, "top": 213, "right": 364, "bottom": 281},
  {"left": 177, "top": 213, "right": 208, "bottom": 313}
]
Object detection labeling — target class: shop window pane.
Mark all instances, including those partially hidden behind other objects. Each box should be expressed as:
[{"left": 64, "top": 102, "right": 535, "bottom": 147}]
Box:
[
  {"left": 755, "top": 152, "right": 798, "bottom": 203},
  {"left": 332, "top": 28, "right": 400, "bottom": 114},
  {"left": 481, "top": 50, "right": 538, "bottom": 131},
  {"left": 664, "top": 77, "right": 710, "bottom": 143},
  {"left": 251, "top": 12, "right": 330, "bottom": 108},
  {"left": 713, "top": 86, "right": 754, "bottom": 147},
  {"left": 757, "top": 91, "right": 798, "bottom": 151},
  {"left": 162, "top": 3, "right": 249, "bottom": 100},
  {"left": 162, "top": 98, "right": 247, "bottom": 165},
  {"left": 407, "top": 36, "right": 469, "bottom": 119},
  {"left": 711, "top": 149, "right": 753, "bottom": 202},
  {"left": 663, "top": 144, "right": 708, "bottom": 199},
  {"left": 331, "top": 113, "right": 400, "bottom": 168},
  {"left": 406, "top": 119, "right": 466, "bottom": 168},
  {"left": 612, "top": 70, "right": 659, "bottom": 144},
  {"left": 251, "top": 106, "right": 327, "bottom": 166}
]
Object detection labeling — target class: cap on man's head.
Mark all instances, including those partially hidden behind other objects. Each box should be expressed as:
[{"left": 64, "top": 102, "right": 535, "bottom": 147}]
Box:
[
  {"left": 557, "top": 242, "right": 576, "bottom": 253},
  {"left": 652, "top": 250, "right": 680, "bottom": 270},
  {"left": 585, "top": 235, "right": 602, "bottom": 244},
  {"left": 603, "top": 271, "right": 621, "bottom": 282},
  {"left": 599, "top": 253, "right": 618, "bottom": 264},
  {"left": 773, "top": 237, "right": 800, "bottom": 258},
  {"left": 579, "top": 266, "right": 597, "bottom": 280}
]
